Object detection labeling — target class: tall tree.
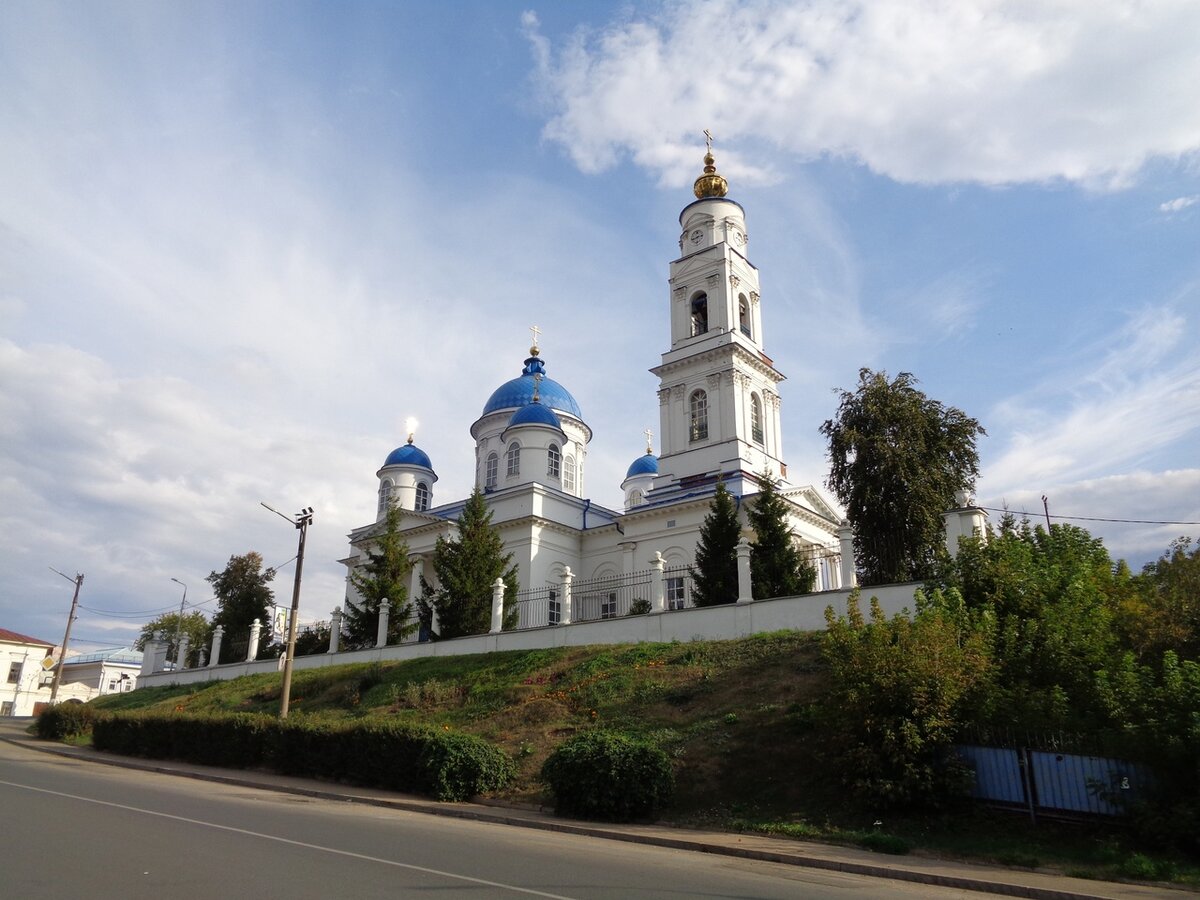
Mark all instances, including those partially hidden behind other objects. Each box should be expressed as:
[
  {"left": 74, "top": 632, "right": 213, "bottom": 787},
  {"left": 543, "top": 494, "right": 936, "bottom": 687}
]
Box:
[
  {"left": 136, "top": 611, "right": 211, "bottom": 667},
  {"left": 691, "top": 480, "right": 741, "bottom": 606},
  {"left": 821, "top": 369, "right": 985, "bottom": 585},
  {"left": 1122, "top": 537, "right": 1200, "bottom": 661},
  {"left": 421, "top": 488, "right": 519, "bottom": 639},
  {"left": 345, "top": 501, "right": 416, "bottom": 649},
  {"left": 747, "top": 471, "right": 815, "bottom": 599},
  {"left": 208, "top": 552, "right": 275, "bottom": 662}
]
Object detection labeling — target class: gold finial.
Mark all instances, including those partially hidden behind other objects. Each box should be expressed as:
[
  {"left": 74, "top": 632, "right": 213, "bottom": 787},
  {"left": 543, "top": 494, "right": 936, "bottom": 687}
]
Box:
[
  {"left": 532, "top": 372, "right": 542, "bottom": 403},
  {"left": 693, "top": 128, "right": 728, "bottom": 199},
  {"left": 405, "top": 416, "right": 418, "bottom": 444},
  {"left": 529, "top": 323, "right": 541, "bottom": 356}
]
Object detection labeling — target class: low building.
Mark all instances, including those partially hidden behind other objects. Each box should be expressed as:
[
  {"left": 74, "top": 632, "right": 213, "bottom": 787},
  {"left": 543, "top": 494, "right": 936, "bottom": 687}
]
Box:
[{"left": 60, "top": 647, "right": 142, "bottom": 696}]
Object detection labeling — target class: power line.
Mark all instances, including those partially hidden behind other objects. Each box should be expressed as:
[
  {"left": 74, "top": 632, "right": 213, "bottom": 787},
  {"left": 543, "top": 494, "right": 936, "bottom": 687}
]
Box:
[
  {"left": 79, "top": 597, "right": 217, "bottom": 618},
  {"left": 979, "top": 506, "right": 1200, "bottom": 526}
]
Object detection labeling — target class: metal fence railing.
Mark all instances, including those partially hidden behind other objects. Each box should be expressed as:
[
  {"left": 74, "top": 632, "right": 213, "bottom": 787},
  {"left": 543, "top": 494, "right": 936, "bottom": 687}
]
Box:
[{"left": 571, "top": 569, "right": 653, "bottom": 621}]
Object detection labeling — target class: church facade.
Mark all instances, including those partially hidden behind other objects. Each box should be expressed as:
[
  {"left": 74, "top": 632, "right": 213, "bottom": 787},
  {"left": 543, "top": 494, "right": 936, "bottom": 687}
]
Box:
[{"left": 340, "top": 147, "right": 847, "bottom": 630}]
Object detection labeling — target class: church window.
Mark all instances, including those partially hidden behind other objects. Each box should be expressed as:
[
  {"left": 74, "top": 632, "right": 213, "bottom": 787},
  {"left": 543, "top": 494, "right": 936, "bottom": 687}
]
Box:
[
  {"left": 377, "top": 479, "right": 394, "bottom": 517},
  {"left": 506, "top": 442, "right": 520, "bottom": 477},
  {"left": 601, "top": 591, "right": 617, "bottom": 619},
  {"left": 690, "top": 293, "right": 708, "bottom": 336},
  {"left": 739, "top": 294, "right": 752, "bottom": 337},
  {"left": 689, "top": 390, "right": 708, "bottom": 441},
  {"left": 563, "top": 455, "right": 576, "bottom": 493},
  {"left": 629, "top": 488, "right": 644, "bottom": 507},
  {"left": 666, "top": 576, "right": 687, "bottom": 610},
  {"left": 547, "top": 443, "right": 561, "bottom": 478},
  {"left": 485, "top": 452, "right": 498, "bottom": 489},
  {"left": 415, "top": 482, "right": 430, "bottom": 512},
  {"left": 548, "top": 589, "right": 560, "bottom": 625},
  {"left": 751, "top": 393, "right": 764, "bottom": 444}
]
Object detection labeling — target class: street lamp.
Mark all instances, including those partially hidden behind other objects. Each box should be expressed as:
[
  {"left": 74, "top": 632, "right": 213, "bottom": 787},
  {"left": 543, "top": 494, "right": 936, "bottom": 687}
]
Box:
[
  {"left": 170, "top": 577, "right": 188, "bottom": 669},
  {"left": 261, "top": 502, "right": 313, "bottom": 718},
  {"left": 48, "top": 567, "right": 84, "bottom": 702}
]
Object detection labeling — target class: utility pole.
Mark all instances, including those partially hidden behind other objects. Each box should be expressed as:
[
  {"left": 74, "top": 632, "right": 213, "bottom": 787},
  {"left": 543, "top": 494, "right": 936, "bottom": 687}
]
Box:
[
  {"left": 262, "top": 503, "right": 313, "bottom": 718},
  {"left": 1041, "top": 495, "right": 1052, "bottom": 532},
  {"left": 48, "top": 568, "right": 83, "bottom": 702},
  {"left": 170, "top": 577, "right": 188, "bottom": 668}
]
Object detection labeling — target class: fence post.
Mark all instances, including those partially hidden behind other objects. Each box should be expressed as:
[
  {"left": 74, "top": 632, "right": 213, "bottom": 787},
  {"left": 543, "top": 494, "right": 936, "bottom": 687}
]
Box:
[
  {"left": 176, "top": 634, "right": 190, "bottom": 670},
  {"left": 837, "top": 521, "right": 857, "bottom": 588},
  {"left": 490, "top": 578, "right": 505, "bottom": 633},
  {"left": 247, "top": 619, "right": 261, "bottom": 662},
  {"left": 376, "top": 598, "right": 390, "bottom": 648},
  {"left": 208, "top": 626, "right": 223, "bottom": 667},
  {"left": 736, "top": 539, "right": 754, "bottom": 603},
  {"left": 329, "top": 607, "right": 342, "bottom": 653},
  {"left": 141, "top": 636, "right": 164, "bottom": 676},
  {"left": 559, "top": 567, "right": 574, "bottom": 625},
  {"left": 649, "top": 552, "right": 665, "bottom": 613}
]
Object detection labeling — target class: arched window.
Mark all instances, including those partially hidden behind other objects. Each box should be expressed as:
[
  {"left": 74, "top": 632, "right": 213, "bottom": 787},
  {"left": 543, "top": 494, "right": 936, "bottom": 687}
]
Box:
[
  {"left": 547, "top": 443, "right": 561, "bottom": 478},
  {"left": 739, "top": 294, "right": 752, "bottom": 337},
  {"left": 485, "top": 452, "right": 498, "bottom": 489},
  {"left": 751, "top": 393, "right": 764, "bottom": 444},
  {"left": 563, "top": 455, "right": 576, "bottom": 493},
  {"left": 690, "top": 293, "right": 708, "bottom": 336},
  {"left": 629, "top": 488, "right": 644, "bottom": 507},
  {"left": 506, "top": 442, "right": 520, "bottom": 477},
  {"left": 377, "top": 479, "right": 393, "bottom": 517},
  {"left": 689, "top": 389, "right": 708, "bottom": 441},
  {"left": 415, "top": 482, "right": 430, "bottom": 512}
]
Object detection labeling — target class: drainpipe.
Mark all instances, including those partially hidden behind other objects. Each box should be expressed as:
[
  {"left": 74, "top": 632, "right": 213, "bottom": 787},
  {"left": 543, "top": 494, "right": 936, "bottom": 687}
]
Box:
[{"left": 582, "top": 498, "right": 591, "bottom": 530}]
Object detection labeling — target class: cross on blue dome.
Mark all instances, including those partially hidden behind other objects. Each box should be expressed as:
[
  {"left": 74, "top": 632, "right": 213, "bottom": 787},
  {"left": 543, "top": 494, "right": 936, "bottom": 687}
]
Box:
[{"left": 481, "top": 352, "right": 584, "bottom": 419}]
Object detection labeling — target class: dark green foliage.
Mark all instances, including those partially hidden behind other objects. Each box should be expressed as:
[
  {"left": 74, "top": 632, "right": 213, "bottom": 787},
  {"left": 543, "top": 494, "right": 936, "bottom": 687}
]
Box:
[
  {"left": 747, "top": 471, "right": 815, "bottom": 599},
  {"left": 292, "top": 622, "right": 331, "bottom": 656},
  {"left": 1121, "top": 537, "right": 1200, "bottom": 661},
  {"left": 91, "top": 712, "right": 514, "bottom": 801},
  {"left": 136, "top": 611, "right": 212, "bottom": 667},
  {"left": 821, "top": 369, "right": 984, "bottom": 585},
  {"left": 345, "top": 502, "right": 417, "bottom": 649},
  {"left": 626, "top": 598, "right": 652, "bottom": 616},
  {"left": 691, "top": 480, "right": 741, "bottom": 606},
  {"left": 541, "top": 729, "right": 674, "bottom": 821},
  {"left": 858, "top": 832, "right": 912, "bottom": 855},
  {"left": 421, "top": 488, "right": 519, "bottom": 638},
  {"left": 820, "top": 589, "right": 992, "bottom": 809},
  {"left": 208, "top": 552, "right": 275, "bottom": 663},
  {"left": 36, "top": 702, "right": 95, "bottom": 740}
]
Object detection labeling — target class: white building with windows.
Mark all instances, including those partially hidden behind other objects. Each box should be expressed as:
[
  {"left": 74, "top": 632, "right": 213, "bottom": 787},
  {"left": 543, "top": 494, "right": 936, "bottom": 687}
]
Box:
[{"left": 341, "top": 147, "right": 846, "bottom": 628}]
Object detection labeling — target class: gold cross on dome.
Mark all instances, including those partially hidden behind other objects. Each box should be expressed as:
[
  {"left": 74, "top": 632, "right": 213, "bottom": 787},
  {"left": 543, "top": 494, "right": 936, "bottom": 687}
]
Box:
[
  {"left": 703, "top": 129, "right": 713, "bottom": 153},
  {"left": 644, "top": 428, "right": 654, "bottom": 453},
  {"left": 529, "top": 324, "right": 541, "bottom": 350}
]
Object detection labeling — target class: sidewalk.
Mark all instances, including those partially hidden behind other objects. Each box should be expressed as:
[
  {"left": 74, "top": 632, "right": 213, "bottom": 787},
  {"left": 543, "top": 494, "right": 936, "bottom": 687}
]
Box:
[{"left": 0, "top": 721, "right": 1187, "bottom": 900}]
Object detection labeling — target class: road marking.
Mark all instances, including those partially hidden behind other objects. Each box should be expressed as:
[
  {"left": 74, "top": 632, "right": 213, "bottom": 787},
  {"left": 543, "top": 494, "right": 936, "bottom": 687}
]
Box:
[{"left": 0, "top": 778, "right": 577, "bottom": 899}]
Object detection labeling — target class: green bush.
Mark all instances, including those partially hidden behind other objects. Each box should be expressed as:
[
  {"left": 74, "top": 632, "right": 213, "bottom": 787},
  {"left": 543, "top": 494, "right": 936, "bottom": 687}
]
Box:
[
  {"left": 541, "top": 729, "right": 674, "bottom": 821},
  {"left": 90, "top": 711, "right": 513, "bottom": 801},
  {"left": 36, "top": 702, "right": 95, "bottom": 740}
]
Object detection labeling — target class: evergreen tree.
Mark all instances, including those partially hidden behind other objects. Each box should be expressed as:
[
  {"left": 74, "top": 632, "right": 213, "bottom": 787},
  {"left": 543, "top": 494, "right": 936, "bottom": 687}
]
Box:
[
  {"left": 421, "top": 488, "right": 519, "bottom": 638},
  {"left": 344, "top": 501, "right": 416, "bottom": 649},
  {"left": 208, "top": 552, "right": 275, "bottom": 662},
  {"left": 747, "top": 472, "right": 815, "bottom": 599},
  {"left": 691, "top": 480, "right": 741, "bottom": 606},
  {"left": 821, "top": 368, "right": 984, "bottom": 585}
]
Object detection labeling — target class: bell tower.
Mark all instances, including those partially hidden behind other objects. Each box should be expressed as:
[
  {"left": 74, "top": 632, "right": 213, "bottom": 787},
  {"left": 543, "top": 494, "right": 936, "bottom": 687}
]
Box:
[{"left": 649, "top": 135, "right": 788, "bottom": 496}]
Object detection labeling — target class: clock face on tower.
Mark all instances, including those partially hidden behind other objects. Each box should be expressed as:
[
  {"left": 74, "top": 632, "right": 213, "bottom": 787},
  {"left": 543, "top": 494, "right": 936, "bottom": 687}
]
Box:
[
  {"left": 690, "top": 229, "right": 703, "bottom": 245},
  {"left": 733, "top": 230, "right": 745, "bottom": 246}
]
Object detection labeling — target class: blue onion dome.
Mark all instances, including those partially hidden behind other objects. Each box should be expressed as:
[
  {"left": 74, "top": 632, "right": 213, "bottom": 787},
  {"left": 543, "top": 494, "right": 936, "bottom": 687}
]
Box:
[
  {"left": 508, "top": 401, "right": 563, "bottom": 430},
  {"left": 626, "top": 452, "right": 659, "bottom": 478},
  {"left": 383, "top": 439, "right": 433, "bottom": 470},
  {"left": 481, "top": 348, "right": 583, "bottom": 419}
]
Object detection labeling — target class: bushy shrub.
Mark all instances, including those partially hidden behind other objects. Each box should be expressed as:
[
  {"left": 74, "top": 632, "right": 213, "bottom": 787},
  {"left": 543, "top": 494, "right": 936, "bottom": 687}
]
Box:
[
  {"left": 541, "top": 729, "right": 674, "bottom": 821},
  {"left": 36, "top": 702, "right": 95, "bottom": 740}
]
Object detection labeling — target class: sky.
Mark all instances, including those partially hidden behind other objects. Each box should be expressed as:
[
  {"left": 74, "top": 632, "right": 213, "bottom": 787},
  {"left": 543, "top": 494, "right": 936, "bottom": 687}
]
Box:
[{"left": 2, "top": 0, "right": 1198, "bottom": 651}]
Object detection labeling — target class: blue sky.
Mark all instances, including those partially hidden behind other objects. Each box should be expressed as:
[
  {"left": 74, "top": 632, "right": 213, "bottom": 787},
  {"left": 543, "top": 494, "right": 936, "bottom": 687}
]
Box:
[{"left": 2, "top": 0, "right": 1198, "bottom": 649}]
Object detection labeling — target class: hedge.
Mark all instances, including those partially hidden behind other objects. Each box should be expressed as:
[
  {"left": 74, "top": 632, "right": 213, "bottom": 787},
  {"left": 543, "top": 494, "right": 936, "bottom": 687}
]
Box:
[
  {"left": 541, "top": 729, "right": 674, "bottom": 821},
  {"left": 35, "top": 702, "right": 95, "bottom": 740},
  {"left": 91, "top": 712, "right": 514, "bottom": 801}
]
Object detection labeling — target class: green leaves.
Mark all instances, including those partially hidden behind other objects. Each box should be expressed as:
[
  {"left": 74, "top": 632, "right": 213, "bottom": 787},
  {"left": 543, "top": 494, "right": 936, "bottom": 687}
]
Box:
[
  {"left": 345, "top": 502, "right": 416, "bottom": 649},
  {"left": 747, "top": 471, "right": 815, "bottom": 599},
  {"left": 208, "top": 552, "right": 275, "bottom": 662},
  {"left": 692, "top": 480, "right": 741, "bottom": 606}
]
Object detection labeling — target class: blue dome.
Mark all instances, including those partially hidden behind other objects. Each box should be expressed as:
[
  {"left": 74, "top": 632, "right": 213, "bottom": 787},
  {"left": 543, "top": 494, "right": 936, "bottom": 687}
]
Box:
[
  {"left": 508, "top": 402, "right": 563, "bottom": 430},
  {"left": 383, "top": 442, "right": 433, "bottom": 470},
  {"left": 626, "top": 453, "right": 659, "bottom": 478},
  {"left": 481, "top": 355, "right": 583, "bottom": 419}
]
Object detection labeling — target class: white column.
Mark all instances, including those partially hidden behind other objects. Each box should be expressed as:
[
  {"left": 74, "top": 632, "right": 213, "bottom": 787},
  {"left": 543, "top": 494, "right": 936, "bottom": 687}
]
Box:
[
  {"left": 328, "top": 607, "right": 342, "bottom": 653},
  {"left": 141, "top": 637, "right": 163, "bottom": 676},
  {"left": 376, "top": 599, "right": 390, "bottom": 648},
  {"left": 620, "top": 542, "right": 636, "bottom": 576},
  {"left": 490, "top": 578, "right": 505, "bottom": 634},
  {"left": 837, "top": 521, "right": 858, "bottom": 588},
  {"left": 559, "top": 567, "right": 574, "bottom": 625},
  {"left": 208, "top": 626, "right": 223, "bottom": 668},
  {"left": 649, "top": 552, "right": 665, "bottom": 613},
  {"left": 247, "top": 620, "right": 262, "bottom": 662},
  {"left": 736, "top": 539, "right": 753, "bottom": 603},
  {"left": 176, "top": 634, "right": 190, "bottom": 670}
]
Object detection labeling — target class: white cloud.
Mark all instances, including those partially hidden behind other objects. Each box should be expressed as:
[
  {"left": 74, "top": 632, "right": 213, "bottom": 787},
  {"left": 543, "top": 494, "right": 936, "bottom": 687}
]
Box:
[
  {"left": 527, "top": 0, "right": 1200, "bottom": 188},
  {"left": 1160, "top": 195, "right": 1199, "bottom": 213}
]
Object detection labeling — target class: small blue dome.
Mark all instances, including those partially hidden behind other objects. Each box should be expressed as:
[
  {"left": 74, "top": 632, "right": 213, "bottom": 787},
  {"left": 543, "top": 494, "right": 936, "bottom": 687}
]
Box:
[
  {"left": 508, "top": 402, "right": 563, "bottom": 430},
  {"left": 383, "top": 442, "right": 433, "bottom": 470},
  {"left": 626, "top": 453, "right": 659, "bottom": 478},
  {"left": 481, "top": 354, "right": 583, "bottom": 419}
]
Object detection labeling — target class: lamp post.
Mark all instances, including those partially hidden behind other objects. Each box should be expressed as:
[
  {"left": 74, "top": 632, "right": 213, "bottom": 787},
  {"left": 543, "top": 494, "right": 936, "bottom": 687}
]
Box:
[
  {"left": 48, "top": 567, "right": 84, "bottom": 702},
  {"left": 170, "top": 577, "right": 188, "bottom": 668},
  {"left": 262, "top": 502, "right": 313, "bottom": 718}
]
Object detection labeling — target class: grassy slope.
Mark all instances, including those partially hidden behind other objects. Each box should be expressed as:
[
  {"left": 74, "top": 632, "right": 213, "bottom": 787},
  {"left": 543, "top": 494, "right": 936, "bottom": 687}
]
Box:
[{"left": 91, "top": 631, "right": 1196, "bottom": 886}]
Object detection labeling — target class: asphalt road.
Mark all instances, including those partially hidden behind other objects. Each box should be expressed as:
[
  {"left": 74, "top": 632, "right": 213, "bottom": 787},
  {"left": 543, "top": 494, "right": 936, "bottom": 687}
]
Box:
[{"left": 0, "top": 739, "right": 986, "bottom": 899}]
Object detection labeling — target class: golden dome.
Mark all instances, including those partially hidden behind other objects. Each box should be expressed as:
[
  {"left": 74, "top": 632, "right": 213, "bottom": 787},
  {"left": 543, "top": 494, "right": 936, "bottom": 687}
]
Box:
[{"left": 693, "top": 149, "right": 728, "bottom": 199}]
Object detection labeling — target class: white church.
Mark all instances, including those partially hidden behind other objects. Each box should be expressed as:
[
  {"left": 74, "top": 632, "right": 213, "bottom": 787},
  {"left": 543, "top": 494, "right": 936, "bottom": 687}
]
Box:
[{"left": 340, "top": 145, "right": 849, "bottom": 629}]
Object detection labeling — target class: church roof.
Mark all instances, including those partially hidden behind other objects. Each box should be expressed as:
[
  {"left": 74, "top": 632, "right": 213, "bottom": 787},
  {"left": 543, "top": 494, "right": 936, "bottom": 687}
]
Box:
[
  {"left": 383, "top": 441, "right": 434, "bottom": 470},
  {"left": 508, "top": 401, "right": 563, "bottom": 430},
  {"left": 625, "top": 452, "right": 659, "bottom": 478},
  {"left": 482, "top": 352, "right": 583, "bottom": 419}
]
